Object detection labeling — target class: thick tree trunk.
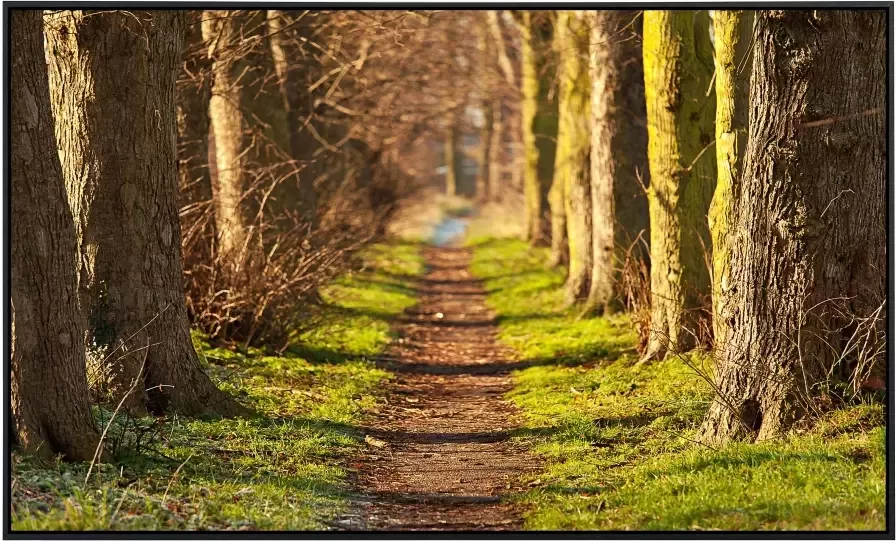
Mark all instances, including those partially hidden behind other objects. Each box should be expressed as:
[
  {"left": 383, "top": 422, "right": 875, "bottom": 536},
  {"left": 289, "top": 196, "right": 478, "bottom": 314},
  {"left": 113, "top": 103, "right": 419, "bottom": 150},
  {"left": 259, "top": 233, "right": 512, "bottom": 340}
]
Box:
[
  {"left": 445, "top": 111, "right": 460, "bottom": 196},
  {"left": 11, "top": 10, "right": 102, "bottom": 461},
  {"left": 709, "top": 11, "right": 753, "bottom": 350},
  {"left": 202, "top": 10, "right": 247, "bottom": 268},
  {"left": 641, "top": 10, "right": 716, "bottom": 361},
  {"left": 516, "top": 12, "right": 553, "bottom": 247},
  {"left": 45, "top": 10, "right": 246, "bottom": 417},
  {"left": 554, "top": 11, "right": 592, "bottom": 302},
  {"left": 266, "top": 10, "right": 318, "bottom": 232},
  {"left": 701, "top": 10, "right": 885, "bottom": 444},
  {"left": 584, "top": 10, "right": 650, "bottom": 315}
]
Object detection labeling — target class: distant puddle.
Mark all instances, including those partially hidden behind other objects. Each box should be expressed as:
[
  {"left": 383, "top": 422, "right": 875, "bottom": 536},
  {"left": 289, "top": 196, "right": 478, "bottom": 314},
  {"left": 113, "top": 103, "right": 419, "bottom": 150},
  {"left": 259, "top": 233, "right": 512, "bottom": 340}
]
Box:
[{"left": 431, "top": 217, "right": 469, "bottom": 247}]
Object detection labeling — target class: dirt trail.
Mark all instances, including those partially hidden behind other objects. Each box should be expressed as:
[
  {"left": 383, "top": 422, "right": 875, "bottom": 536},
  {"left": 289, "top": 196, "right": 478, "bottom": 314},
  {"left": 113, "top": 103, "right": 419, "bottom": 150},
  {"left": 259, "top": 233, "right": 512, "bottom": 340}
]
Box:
[{"left": 346, "top": 246, "right": 537, "bottom": 530}]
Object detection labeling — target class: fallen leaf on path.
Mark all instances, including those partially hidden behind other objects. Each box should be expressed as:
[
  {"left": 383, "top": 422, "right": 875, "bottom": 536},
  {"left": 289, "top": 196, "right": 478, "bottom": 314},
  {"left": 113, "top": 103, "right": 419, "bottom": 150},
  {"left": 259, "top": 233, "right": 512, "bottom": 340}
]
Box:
[{"left": 365, "top": 435, "right": 388, "bottom": 448}]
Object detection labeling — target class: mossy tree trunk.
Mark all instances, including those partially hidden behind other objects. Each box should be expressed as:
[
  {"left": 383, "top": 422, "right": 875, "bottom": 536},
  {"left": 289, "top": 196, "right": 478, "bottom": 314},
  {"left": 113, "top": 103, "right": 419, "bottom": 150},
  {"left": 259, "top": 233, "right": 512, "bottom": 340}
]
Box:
[
  {"left": 709, "top": 10, "right": 753, "bottom": 350},
  {"left": 641, "top": 10, "right": 716, "bottom": 361},
  {"left": 45, "top": 10, "right": 246, "bottom": 417},
  {"left": 516, "top": 11, "right": 555, "bottom": 247},
  {"left": 701, "top": 10, "right": 885, "bottom": 444},
  {"left": 554, "top": 11, "right": 592, "bottom": 302},
  {"left": 584, "top": 10, "right": 650, "bottom": 315},
  {"left": 11, "top": 10, "right": 101, "bottom": 461}
]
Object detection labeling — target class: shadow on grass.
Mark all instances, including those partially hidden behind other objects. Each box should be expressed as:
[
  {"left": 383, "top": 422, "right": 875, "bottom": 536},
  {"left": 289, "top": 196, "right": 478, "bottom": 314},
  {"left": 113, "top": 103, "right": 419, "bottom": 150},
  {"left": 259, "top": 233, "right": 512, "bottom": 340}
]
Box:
[
  {"left": 357, "top": 425, "right": 559, "bottom": 445},
  {"left": 638, "top": 447, "right": 847, "bottom": 480},
  {"left": 283, "top": 344, "right": 369, "bottom": 365},
  {"left": 372, "top": 345, "right": 627, "bottom": 377}
]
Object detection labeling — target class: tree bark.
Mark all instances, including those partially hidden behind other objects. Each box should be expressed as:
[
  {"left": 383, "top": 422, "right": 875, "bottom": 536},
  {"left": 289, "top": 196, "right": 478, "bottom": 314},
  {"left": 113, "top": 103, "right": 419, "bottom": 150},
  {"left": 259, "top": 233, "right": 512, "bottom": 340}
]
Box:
[
  {"left": 709, "top": 11, "right": 753, "bottom": 350},
  {"left": 554, "top": 11, "right": 592, "bottom": 302},
  {"left": 11, "top": 10, "right": 102, "bottom": 461},
  {"left": 516, "top": 12, "right": 554, "bottom": 247},
  {"left": 266, "top": 10, "right": 318, "bottom": 232},
  {"left": 445, "top": 110, "right": 460, "bottom": 196},
  {"left": 584, "top": 10, "right": 650, "bottom": 316},
  {"left": 487, "top": 10, "right": 516, "bottom": 88},
  {"left": 477, "top": 101, "right": 494, "bottom": 201},
  {"left": 177, "top": 12, "right": 212, "bottom": 209},
  {"left": 641, "top": 10, "right": 716, "bottom": 361},
  {"left": 701, "top": 10, "right": 885, "bottom": 444},
  {"left": 476, "top": 21, "right": 493, "bottom": 201},
  {"left": 488, "top": 101, "right": 505, "bottom": 201},
  {"left": 202, "top": 10, "right": 247, "bottom": 268},
  {"left": 44, "top": 10, "right": 246, "bottom": 417}
]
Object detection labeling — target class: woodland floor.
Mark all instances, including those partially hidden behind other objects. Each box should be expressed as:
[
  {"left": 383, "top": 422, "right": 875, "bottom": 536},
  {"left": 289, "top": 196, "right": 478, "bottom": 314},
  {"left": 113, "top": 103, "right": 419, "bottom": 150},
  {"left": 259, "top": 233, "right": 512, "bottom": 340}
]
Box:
[
  {"left": 9, "top": 207, "right": 886, "bottom": 531},
  {"left": 346, "top": 246, "right": 537, "bottom": 530}
]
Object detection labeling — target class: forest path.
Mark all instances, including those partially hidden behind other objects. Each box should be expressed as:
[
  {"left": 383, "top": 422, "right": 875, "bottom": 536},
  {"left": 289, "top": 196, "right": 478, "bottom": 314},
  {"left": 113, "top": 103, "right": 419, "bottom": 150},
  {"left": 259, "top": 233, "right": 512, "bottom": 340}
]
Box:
[{"left": 344, "top": 245, "right": 537, "bottom": 530}]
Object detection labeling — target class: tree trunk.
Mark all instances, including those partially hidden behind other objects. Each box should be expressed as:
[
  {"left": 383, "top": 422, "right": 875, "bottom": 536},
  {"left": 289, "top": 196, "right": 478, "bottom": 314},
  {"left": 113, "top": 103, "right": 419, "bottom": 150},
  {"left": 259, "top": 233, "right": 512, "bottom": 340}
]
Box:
[
  {"left": 709, "top": 11, "right": 753, "bottom": 350},
  {"left": 701, "top": 10, "right": 885, "bottom": 444},
  {"left": 177, "top": 12, "right": 212, "bottom": 209},
  {"left": 202, "top": 10, "right": 247, "bottom": 268},
  {"left": 516, "top": 12, "right": 553, "bottom": 247},
  {"left": 45, "top": 10, "right": 246, "bottom": 418},
  {"left": 488, "top": 101, "right": 505, "bottom": 201},
  {"left": 474, "top": 20, "right": 493, "bottom": 201},
  {"left": 445, "top": 111, "right": 460, "bottom": 196},
  {"left": 584, "top": 10, "right": 650, "bottom": 316},
  {"left": 477, "top": 102, "right": 494, "bottom": 201},
  {"left": 487, "top": 10, "right": 516, "bottom": 88},
  {"left": 641, "top": 10, "right": 716, "bottom": 361},
  {"left": 554, "top": 11, "right": 591, "bottom": 301},
  {"left": 266, "top": 10, "right": 318, "bottom": 232},
  {"left": 11, "top": 10, "right": 102, "bottom": 462}
]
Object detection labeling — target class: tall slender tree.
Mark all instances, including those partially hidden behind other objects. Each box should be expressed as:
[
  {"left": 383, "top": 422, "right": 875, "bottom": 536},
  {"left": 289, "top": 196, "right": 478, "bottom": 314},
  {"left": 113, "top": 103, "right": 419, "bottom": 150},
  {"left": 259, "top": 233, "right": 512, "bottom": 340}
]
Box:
[
  {"left": 11, "top": 9, "right": 102, "bottom": 461},
  {"left": 554, "top": 11, "right": 592, "bottom": 303},
  {"left": 44, "top": 10, "right": 246, "bottom": 417},
  {"left": 476, "top": 19, "right": 494, "bottom": 200},
  {"left": 444, "top": 110, "right": 460, "bottom": 196},
  {"left": 266, "top": 10, "right": 318, "bottom": 232},
  {"left": 202, "top": 10, "right": 247, "bottom": 269},
  {"left": 488, "top": 101, "right": 505, "bottom": 201},
  {"left": 584, "top": 10, "right": 650, "bottom": 315},
  {"left": 701, "top": 10, "right": 885, "bottom": 444},
  {"left": 641, "top": 10, "right": 716, "bottom": 361},
  {"left": 709, "top": 10, "right": 753, "bottom": 350},
  {"left": 177, "top": 12, "right": 213, "bottom": 210}
]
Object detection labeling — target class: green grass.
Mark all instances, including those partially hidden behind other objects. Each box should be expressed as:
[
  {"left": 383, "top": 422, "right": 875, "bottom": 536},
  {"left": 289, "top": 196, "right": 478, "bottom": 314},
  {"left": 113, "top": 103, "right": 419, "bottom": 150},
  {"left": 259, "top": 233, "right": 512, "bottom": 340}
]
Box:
[
  {"left": 11, "top": 241, "right": 423, "bottom": 531},
  {"left": 469, "top": 236, "right": 886, "bottom": 531}
]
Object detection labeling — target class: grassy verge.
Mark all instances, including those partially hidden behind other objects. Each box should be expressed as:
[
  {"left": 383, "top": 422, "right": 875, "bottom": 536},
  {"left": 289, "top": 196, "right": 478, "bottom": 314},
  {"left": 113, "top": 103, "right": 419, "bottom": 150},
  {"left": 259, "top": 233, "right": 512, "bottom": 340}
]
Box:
[
  {"left": 11, "top": 241, "right": 423, "bottom": 531},
  {"left": 469, "top": 237, "right": 886, "bottom": 531}
]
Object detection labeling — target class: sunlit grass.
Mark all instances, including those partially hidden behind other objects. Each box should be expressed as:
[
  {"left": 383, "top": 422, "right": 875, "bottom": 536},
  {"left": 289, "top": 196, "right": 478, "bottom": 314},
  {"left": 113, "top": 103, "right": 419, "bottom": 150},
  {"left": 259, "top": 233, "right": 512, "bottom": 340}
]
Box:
[
  {"left": 470, "top": 236, "right": 886, "bottom": 531},
  {"left": 11, "top": 241, "right": 423, "bottom": 531}
]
